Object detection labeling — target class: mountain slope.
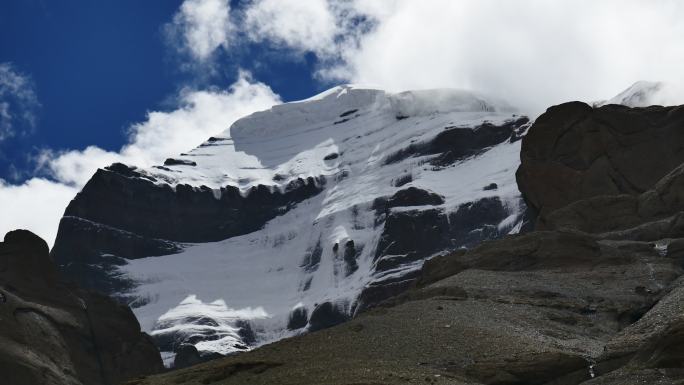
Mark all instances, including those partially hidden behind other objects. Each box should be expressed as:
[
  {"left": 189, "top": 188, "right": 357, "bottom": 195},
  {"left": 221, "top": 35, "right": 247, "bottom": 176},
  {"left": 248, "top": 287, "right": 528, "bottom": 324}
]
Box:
[
  {"left": 51, "top": 85, "right": 530, "bottom": 362},
  {"left": 129, "top": 101, "right": 684, "bottom": 385}
]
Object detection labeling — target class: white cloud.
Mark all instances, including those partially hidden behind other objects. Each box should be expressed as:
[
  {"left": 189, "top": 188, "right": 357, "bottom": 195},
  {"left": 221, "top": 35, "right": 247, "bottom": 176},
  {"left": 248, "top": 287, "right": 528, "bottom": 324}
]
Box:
[
  {"left": 0, "top": 72, "right": 281, "bottom": 246},
  {"left": 244, "top": 0, "right": 338, "bottom": 54},
  {"left": 166, "top": 0, "right": 684, "bottom": 112},
  {"left": 0, "top": 178, "right": 78, "bottom": 246},
  {"left": 0, "top": 63, "right": 40, "bottom": 140},
  {"left": 168, "top": 0, "right": 234, "bottom": 62},
  {"left": 326, "top": 0, "right": 684, "bottom": 113},
  {"left": 168, "top": 0, "right": 369, "bottom": 67}
]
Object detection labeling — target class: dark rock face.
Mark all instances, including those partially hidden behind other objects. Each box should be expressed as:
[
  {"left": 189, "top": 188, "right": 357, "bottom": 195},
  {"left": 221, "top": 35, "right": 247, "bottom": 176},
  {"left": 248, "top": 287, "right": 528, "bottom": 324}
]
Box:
[
  {"left": 172, "top": 344, "right": 225, "bottom": 369},
  {"left": 429, "top": 117, "right": 529, "bottom": 167},
  {"left": 517, "top": 102, "right": 684, "bottom": 227},
  {"left": 308, "top": 302, "right": 349, "bottom": 332},
  {"left": 0, "top": 230, "right": 163, "bottom": 385},
  {"left": 375, "top": 196, "right": 510, "bottom": 262},
  {"left": 383, "top": 117, "right": 529, "bottom": 165},
  {"left": 61, "top": 165, "right": 324, "bottom": 243},
  {"left": 51, "top": 164, "right": 324, "bottom": 295},
  {"left": 357, "top": 196, "right": 513, "bottom": 311},
  {"left": 384, "top": 187, "right": 444, "bottom": 209},
  {"left": 286, "top": 307, "right": 308, "bottom": 330},
  {"left": 341, "top": 240, "right": 360, "bottom": 277},
  {"left": 375, "top": 208, "right": 450, "bottom": 260},
  {"left": 448, "top": 197, "right": 509, "bottom": 247},
  {"left": 51, "top": 216, "right": 181, "bottom": 295},
  {"left": 173, "top": 344, "right": 202, "bottom": 369},
  {"left": 164, "top": 158, "right": 197, "bottom": 167}
]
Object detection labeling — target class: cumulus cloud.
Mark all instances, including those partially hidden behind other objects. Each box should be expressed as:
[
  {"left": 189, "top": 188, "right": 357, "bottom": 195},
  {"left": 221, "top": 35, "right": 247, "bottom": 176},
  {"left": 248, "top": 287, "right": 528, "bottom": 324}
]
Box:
[
  {"left": 168, "top": 0, "right": 684, "bottom": 112},
  {"left": 164, "top": 0, "right": 684, "bottom": 113},
  {"left": 0, "top": 62, "right": 40, "bottom": 140},
  {"left": 0, "top": 178, "right": 78, "bottom": 246},
  {"left": 167, "top": 0, "right": 234, "bottom": 62},
  {"left": 243, "top": 0, "right": 339, "bottom": 54},
  {"left": 326, "top": 0, "right": 684, "bottom": 112},
  {"left": 169, "top": 0, "right": 370, "bottom": 67},
  {"left": 0, "top": 72, "right": 281, "bottom": 245},
  {"left": 38, "top": 72, "right": 281, "bottom": 187}
]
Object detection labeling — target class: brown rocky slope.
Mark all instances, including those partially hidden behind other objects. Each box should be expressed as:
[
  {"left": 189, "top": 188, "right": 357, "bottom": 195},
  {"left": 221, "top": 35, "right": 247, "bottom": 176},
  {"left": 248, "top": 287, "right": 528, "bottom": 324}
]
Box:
[
  {"left": 127, "top": 101, "right": 683, "bottom": 384},
  {"left": 0, "top": 230, "right": 164, "bottom": 385}
]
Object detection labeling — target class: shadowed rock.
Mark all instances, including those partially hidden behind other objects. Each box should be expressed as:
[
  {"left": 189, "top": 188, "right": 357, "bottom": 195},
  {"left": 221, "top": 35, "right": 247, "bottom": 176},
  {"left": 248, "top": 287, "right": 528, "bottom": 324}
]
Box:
[{"left": 0, "top": 230, "right": 163, "bottom": 385}]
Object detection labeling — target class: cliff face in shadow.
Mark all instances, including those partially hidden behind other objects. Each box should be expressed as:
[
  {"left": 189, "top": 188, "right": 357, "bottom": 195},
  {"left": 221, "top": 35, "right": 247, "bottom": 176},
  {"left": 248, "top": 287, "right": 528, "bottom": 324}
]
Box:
[{"left": 0, "top": 230, "right": 163, "bottom": 385}]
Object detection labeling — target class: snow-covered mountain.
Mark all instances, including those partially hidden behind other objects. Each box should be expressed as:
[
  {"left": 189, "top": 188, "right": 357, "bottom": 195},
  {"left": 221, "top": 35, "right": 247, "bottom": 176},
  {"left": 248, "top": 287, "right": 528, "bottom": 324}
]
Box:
[
  {"left": 51, "top": 85, "right": 531, "bottom": 364},
  {"left": 595, "top": 80, "right": 683, "bottom": 107}
]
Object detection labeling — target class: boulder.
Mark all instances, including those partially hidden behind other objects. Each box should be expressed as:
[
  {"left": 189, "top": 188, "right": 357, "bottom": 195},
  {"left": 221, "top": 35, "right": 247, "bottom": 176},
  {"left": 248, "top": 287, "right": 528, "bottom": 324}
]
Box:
[
  {"left": 385, "top": 187, "right": 445, "bottom": 209},
  {"left": 173, "top": 344, "right": 202, "bottom": 369},
  {"left": 286, "top": 307, "right": 308, "bottom": 330},
  {"left": 308, "top": 302, "right": 349, "bottom": 332}
]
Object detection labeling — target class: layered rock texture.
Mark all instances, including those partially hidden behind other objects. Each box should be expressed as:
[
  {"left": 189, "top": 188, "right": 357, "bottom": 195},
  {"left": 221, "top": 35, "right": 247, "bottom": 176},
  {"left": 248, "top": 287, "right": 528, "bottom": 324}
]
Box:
[
  {"left": 130, "top": 101, "right": 684, "bottom": 384},
  {"left": 0, "top": 230, "right": 163, "bottom": 385}
]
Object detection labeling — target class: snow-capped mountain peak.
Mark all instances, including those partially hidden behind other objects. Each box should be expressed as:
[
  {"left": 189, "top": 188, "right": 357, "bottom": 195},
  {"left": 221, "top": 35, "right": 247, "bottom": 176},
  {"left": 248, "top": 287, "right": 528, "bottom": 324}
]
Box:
[{"left": 52, "top": 85, "right": 531, "bottom": 365}]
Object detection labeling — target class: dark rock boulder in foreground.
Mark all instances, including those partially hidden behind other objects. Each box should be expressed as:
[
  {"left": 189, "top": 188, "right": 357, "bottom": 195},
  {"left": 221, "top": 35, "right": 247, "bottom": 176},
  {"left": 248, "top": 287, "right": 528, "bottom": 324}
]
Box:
[
  {"left": 0, "top": 230, "right": 163, "bottom": 385},
  {"left": 517, "top": 102, "right": 684, "bottom": 227},
  {"left": 129, "top": 102, "right": 684, "bottom": 384}
]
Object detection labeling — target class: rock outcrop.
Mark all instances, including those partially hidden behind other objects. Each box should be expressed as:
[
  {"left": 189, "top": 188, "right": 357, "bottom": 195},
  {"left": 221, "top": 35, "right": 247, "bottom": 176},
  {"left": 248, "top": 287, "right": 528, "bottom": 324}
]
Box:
[
  {"left": 0, "top": 230, "right": 163, "bottom": 385},
  {"left": 129, "top": 101, "right": 684, "bottom": 384},
  {"left": 51, "top": 164, "right": 324, "bottom": 295},
  {"left": 517, "top": 102, "right": 684, "bottom": 227}
]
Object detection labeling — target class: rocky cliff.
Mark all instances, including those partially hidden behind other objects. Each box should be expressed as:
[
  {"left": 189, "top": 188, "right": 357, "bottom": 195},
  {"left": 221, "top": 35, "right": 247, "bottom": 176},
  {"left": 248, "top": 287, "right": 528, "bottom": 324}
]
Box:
[
  {"left": 0, "top": 230, "right": 163, "bottom": 385},
  {"left": 129, "top": 101, "right": 684, "bottom": 384}
]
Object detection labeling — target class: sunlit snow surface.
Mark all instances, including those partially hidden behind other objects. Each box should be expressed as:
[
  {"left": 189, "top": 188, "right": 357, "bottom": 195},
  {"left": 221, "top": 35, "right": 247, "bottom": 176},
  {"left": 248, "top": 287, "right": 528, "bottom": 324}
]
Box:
[{"left": 117, "top": 86, "right": 527, "bottom": 362}]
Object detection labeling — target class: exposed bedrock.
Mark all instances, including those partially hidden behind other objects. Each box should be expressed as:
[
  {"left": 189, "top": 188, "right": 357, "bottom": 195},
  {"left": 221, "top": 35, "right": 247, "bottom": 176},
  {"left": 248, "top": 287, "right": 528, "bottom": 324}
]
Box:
[
  {"left": 0, "top": 230, "right": 163, "bottom": 385},
  {"left": 383, "top": 116, "right": 529, "bottom": 166},
  {"left": 374, "top": 196, "right": 509, "bottom": 263},
  {"left": 356, "top": 195, "right": 515, "bottom": 311},
  {"left": 517, "top": 102, "right": 684, "bottom": 227},
  {"left": 60, "top": 164, "right": 324, "bottom": 243},
  {"left": 51, "top": 163, "right": 325, "bottom": 294}
]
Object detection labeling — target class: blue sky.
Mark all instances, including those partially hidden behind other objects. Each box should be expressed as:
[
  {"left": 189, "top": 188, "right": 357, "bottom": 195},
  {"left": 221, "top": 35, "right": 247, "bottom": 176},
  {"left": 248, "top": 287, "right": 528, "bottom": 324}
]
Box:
[
  {"left": 1, "top": 0, "right": 683, "bottom": 244},
  {"left": 0, "top": 0, "right": 327, "bottom": 183}
]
